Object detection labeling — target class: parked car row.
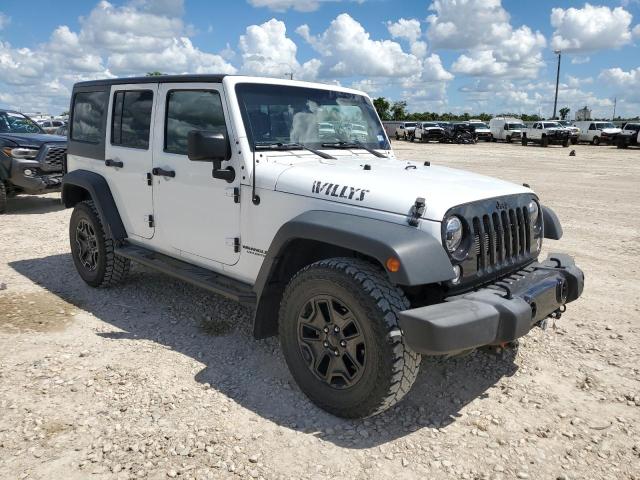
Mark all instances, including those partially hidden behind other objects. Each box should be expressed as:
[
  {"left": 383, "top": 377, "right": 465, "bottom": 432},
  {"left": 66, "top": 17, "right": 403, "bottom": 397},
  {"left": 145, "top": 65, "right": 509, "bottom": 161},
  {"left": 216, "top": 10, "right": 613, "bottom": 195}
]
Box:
[{"left": 393, "top": 118, "right": 639, "bottom": 148}]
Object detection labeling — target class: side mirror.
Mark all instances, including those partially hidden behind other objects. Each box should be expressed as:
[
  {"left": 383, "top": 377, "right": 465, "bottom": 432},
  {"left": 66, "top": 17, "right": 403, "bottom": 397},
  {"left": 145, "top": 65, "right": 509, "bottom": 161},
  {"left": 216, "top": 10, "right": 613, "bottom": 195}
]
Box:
[
  {"left": 188, "top": 130, "right": 230, "bottom": 162},
  {"left": 187, "top": 130, "right": 235, "bottom": 183}
]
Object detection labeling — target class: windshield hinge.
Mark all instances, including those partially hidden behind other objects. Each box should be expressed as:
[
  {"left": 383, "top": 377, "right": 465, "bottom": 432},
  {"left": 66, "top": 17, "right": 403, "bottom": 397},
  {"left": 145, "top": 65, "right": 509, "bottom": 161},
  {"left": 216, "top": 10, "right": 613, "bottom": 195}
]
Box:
[
  {"left": 146, "top": 173, "right": 152, "bottom": 186},
  {"left": 408, "top": 197, "right": 426, "bottom": 227},
  {"left": 147, "top": 215, "right": 154, "bottom": 228},
  {"left": 226, "top": 237, "right": 241, "bottom": 253},
  {"left": 226, "top": 187, "right": 240, "bottom": 203}
]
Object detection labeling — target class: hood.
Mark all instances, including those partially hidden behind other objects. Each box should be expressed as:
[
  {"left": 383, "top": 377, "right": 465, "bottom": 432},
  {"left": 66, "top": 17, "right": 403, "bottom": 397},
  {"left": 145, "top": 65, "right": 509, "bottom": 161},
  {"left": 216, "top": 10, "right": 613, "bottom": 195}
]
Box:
[
  {"left": 601, "top": 128, "right": 621, "bottom": 134},
  {"left": 274, "top": 155, "right": 531, "bottom": 221},
  {"left": 0, "top": 132, "right": 66, "bottom": 147}
]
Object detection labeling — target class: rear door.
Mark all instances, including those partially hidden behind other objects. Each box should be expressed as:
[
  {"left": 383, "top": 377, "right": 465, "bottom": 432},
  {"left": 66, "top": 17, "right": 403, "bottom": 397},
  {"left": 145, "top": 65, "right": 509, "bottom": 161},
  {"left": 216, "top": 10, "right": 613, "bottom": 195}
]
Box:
[{"left": 104, "top": 83, "right": 157, "bottom": 239}]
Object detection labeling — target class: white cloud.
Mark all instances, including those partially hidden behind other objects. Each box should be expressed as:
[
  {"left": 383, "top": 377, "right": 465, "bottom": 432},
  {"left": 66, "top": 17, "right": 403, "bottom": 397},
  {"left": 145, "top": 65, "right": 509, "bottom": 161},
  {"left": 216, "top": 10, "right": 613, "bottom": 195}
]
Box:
[
  {"left": 247, "top": 0, "right": 362, "bottom": 12},
  {"left": 599, "top": 67, "right": 640, "bottom": 87},
  {"left": 386, "top": 18, "right": 422, "bottom": 44},
  {"left": 426, "top": 0, "right": 546, "bottom": 78},
  {"left": 239, "top": 19, "right": 314, "bottom": 80},
  {"left": 550, "top": 4, "right": 636, "bottom": 52},
  {"left": 297, "top": 13, "right": 423, "bottom": 77},
  {"left": 571, "top": 55, "right": 590, "bottom": 65},
  {"left": 0, "top": 12, "right": 10, "bottom": 30}
]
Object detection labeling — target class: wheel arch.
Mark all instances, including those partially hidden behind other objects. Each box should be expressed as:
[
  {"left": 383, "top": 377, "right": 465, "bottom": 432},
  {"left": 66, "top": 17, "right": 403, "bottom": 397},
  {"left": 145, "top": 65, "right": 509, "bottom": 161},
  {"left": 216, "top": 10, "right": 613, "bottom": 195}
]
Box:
[
  {"left": 252, "top": 210, "right": 454, "bottom": 339},
  {"left": 62, "top": 169, "right": 127, "bottom": 241}
]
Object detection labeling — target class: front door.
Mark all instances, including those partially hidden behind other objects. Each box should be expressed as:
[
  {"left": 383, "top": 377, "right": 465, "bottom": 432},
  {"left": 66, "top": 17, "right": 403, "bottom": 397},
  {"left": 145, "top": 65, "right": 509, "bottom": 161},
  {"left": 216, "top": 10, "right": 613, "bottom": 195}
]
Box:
[
  {"left": 151, "top": 83, "right": 241, "bottom": 266},
  {"left": 105, "top": 83, "right": 157, "bottom": 239}
]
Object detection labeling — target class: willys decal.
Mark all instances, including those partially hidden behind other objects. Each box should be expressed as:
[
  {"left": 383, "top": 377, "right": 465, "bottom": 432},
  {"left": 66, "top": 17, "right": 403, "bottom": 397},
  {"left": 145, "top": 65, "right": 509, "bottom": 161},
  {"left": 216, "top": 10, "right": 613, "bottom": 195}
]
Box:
[{"left": 311, "top": 181, "right": 370, "bottom": 202}]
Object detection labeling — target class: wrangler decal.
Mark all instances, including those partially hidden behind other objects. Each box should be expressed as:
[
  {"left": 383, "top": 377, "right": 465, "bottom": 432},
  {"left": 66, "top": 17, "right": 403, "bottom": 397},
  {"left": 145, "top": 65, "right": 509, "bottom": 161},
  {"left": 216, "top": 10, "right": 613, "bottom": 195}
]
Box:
[{"left": 312, "top": 181, "right": 370, "bottom": 201}]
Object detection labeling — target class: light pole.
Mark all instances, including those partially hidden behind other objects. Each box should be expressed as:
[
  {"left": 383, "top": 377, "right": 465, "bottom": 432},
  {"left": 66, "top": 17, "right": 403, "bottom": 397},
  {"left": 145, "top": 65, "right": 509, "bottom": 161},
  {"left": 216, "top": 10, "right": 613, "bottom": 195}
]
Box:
[{"left": 552, "top": 49, "right": 562, "bottom": 119}]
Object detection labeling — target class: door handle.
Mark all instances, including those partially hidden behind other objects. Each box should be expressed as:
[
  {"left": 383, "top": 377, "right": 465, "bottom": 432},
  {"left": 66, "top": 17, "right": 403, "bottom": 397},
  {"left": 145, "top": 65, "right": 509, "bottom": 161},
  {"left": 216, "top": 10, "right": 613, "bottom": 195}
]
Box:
[
  {"left": 152, "top": 167, "right": 176, "bottom": 178},
  {"left": 105, "top": 159, "right": 124, "bottom": 168}
]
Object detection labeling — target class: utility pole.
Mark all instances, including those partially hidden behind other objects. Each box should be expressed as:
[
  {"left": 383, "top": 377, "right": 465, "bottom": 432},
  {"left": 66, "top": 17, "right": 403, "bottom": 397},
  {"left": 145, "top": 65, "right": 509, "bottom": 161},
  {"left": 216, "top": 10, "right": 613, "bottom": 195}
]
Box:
[
  {"left": 552, "top": 50, "right": 562, "bottom": 119},
  {"left": 612, "top": 97, "right": 617, "bottom": 120}
]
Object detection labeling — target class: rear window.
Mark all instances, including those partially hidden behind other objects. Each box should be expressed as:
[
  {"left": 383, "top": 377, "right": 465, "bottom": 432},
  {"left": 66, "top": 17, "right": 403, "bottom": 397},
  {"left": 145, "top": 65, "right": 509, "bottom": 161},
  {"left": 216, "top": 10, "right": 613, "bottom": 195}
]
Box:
[
  {"left": 71, "top": 91, "right": 108, "bottom": 143},
  {"left": 111, "top": 90, "right": 153, "bottom": 149}
]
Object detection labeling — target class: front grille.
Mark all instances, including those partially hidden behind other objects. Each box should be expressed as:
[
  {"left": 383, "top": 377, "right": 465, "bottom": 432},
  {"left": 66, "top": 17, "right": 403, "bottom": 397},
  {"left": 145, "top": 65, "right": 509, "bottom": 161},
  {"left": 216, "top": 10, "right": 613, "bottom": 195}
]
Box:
[
  {"left": 42, "top": 145, "right": 67, "bottom": 170},
  {"left": 471, "top": 207, "right": 531, "bottom": 274},
  {"left": 444, "top": 194, "right": 538, "bottom": 291}
]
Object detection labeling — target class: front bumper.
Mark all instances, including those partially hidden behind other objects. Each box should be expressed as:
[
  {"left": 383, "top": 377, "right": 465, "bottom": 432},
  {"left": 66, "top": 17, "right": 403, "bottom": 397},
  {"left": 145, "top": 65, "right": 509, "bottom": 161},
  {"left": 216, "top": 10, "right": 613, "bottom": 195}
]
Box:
[
  {"left": 398, "top": 253, "right": 584, "bottom": 355},
  {"left": 9, "top": 158, "right": 63, "bottom": 193}
]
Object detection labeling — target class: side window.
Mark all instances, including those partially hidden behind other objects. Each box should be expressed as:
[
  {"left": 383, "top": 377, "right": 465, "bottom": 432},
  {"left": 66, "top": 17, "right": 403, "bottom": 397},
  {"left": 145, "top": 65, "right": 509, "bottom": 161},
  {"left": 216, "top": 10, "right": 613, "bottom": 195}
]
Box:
[
  {"left": 71, "top": 91, "right": 108, "bottom": 143},
  {"left": 165, "top": 90, "right": 226, "bottom": 155},
  {"left": 589, "top": 123, "right": 595, "bottom": 130},
  {"left": 111, "top": 90, "right": 153, "bottom": 149}
]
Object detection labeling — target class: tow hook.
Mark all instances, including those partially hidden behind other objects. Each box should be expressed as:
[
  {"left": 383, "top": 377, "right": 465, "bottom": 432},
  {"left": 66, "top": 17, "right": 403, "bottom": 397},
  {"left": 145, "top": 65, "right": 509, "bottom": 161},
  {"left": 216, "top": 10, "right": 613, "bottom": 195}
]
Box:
[{"left": 538, "top": 304, "right": 566, "bottom": 330}]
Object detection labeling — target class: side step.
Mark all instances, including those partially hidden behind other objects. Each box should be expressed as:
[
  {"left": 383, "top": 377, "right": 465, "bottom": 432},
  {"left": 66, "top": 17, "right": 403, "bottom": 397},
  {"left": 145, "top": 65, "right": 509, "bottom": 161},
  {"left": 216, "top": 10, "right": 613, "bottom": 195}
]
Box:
[{"left": 115, "top": 244, "right": 256, "bottom": 306}]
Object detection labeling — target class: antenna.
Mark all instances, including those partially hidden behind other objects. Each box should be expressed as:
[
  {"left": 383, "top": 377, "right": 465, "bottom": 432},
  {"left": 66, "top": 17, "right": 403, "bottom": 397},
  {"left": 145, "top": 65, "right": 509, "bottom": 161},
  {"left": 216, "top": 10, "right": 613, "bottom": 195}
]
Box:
[{"left": 241, "top": 98, "right": 260, "bottom": 205}]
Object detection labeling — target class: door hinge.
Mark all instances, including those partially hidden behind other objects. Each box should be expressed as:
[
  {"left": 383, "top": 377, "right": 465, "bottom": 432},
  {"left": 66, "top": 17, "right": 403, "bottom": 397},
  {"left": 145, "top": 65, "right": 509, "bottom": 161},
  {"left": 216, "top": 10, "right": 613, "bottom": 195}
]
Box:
[
  {"left": 226, "top": 237, "right": 241, "bottom": 253},
  {"left": 147, "top": 215, "right": 154, "bottom": 228},
  {"left": 146, "top": 173, "right": 152, "bottom": 186},
  {"left": 225, "top": 187, "right": 240, "bottom": 203}
]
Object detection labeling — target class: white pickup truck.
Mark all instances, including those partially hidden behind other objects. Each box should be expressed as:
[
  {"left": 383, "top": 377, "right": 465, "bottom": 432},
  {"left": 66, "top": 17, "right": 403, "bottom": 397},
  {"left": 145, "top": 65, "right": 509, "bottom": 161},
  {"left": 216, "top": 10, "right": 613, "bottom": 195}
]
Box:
[
  {"left": 394, "top": 122, "right": 416, "bottom": 141},
  {"left": 522, "top": 121, "right": 570, "bottom": 147}
]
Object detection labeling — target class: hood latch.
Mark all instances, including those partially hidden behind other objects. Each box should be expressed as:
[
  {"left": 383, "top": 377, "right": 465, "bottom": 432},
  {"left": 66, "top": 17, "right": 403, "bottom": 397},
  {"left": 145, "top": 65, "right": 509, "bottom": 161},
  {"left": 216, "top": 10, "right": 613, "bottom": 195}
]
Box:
[{"left": 408, "top": 197, "right": 426, "bottom": 227}]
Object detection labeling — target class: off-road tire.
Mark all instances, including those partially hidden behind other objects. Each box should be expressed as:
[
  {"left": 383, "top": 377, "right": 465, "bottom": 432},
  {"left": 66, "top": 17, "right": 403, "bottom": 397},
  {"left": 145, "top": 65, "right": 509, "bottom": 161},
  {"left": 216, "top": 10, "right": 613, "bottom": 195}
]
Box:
[
  {"left": 592, "top": 136, "right": 600, "bottom": 146},
  {"left": 0, "top": 182, "right": 6, "bottom": 214},
  {"left": 541, "top": 136, "right": 549, "bottom": 147},
  {"left": 69, "top": 200, "right": 130, "bottom": 288},
  {"left": 279, "top": 257, "right": 421, "bottom": 418}
]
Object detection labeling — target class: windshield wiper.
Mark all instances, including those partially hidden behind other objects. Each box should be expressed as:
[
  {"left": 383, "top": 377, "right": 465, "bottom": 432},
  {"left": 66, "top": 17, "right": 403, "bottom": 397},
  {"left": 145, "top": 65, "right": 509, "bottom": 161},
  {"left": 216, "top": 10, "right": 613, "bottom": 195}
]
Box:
[
  {"left": 255, "top": 141, "right": 336, "bottom": 160},
  {"left": 320, "top": 140, "right": 388, "bottom": 158}
]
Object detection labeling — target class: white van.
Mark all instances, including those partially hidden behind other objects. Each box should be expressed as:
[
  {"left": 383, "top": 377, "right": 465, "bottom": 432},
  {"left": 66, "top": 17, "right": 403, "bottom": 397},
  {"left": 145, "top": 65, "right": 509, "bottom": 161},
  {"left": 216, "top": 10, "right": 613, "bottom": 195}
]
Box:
[
  {"left": 574, "top": 121, "right": 622, "bottom": 145},
  {"left": 489, "top": 117, "right": 526, "bottom": 143}
]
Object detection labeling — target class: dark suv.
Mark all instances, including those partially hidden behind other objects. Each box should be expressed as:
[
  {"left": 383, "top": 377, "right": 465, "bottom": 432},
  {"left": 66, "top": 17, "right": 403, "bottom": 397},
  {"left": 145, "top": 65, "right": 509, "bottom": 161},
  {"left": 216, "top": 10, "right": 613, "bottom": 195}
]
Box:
[{"left": 0, "top": 109, "right": 67, "bottom": 213}]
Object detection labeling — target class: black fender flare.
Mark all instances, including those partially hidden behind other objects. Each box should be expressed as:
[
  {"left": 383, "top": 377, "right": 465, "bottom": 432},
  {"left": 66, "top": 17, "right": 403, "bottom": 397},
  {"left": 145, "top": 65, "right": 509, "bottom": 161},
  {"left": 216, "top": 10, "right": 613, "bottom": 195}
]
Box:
[
  {"left": 252, "top": 210, "right": 454, "bottom": 338},
  {"left": 541, "top": 204, "right": 563, "bottom": 240},
  {"left": 62, "top": 170, "right": 127, "bottom": 241}
]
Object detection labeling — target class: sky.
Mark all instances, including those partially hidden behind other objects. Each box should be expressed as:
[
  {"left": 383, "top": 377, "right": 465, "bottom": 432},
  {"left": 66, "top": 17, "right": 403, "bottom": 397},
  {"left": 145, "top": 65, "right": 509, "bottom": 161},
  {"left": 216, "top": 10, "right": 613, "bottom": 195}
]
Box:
[{"left": 0, "top": 0, "right": 639, "bottom": 118}]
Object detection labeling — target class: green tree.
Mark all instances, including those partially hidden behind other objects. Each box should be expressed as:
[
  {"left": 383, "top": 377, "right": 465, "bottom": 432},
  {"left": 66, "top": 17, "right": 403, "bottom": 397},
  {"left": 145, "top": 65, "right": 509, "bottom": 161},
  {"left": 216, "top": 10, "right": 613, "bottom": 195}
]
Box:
[
  {"left": 372, "top": 97, "right": 390, "bottom": 121},
  {"left": 146, "top": 71, "right": 166, "bottom": 76},
  {"left": 559, "top": 107, "right": 570, "bottom": 120},
  {"left": 390, "top": 101, "right": 407, "bottom": 121}
]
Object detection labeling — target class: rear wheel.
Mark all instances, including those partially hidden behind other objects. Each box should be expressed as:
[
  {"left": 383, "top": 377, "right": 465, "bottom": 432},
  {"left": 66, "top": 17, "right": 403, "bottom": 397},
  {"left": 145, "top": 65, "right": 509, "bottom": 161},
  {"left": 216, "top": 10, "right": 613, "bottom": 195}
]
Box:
[
  {"left": 562, "top": 139, "right": 569, "bottom": 147},
  {"left": 506, "top": 135, "right": 511, "bottom": 143},
  {"left": 69, "top": 200, "right": 130, "bottom": 288},
  {"left": 279, "top": 258, "right": 420, "bottom": 418},
  {"left": 0, "top": 182, "right": 6, "bottom": 214},
  {"left": 541, "top": 136, "right": 549, "bottom": 147},
  {"left": 571, "top": 137, "right": 578, "bottom": 145}
]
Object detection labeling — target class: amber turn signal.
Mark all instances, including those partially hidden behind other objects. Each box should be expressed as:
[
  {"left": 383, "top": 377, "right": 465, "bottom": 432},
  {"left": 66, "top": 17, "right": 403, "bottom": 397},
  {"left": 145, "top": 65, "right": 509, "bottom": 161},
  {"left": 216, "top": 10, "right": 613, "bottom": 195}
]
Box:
[{"left": 386, "top": 257, "right": 401, "bottom": 273}]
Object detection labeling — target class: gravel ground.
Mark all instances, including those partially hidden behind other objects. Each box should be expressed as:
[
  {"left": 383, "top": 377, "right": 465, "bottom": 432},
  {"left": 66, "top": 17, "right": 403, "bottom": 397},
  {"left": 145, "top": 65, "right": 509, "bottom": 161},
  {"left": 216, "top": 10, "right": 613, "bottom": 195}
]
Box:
[{"left": 1, "top": 141, "right": 639, "bottom": 480}]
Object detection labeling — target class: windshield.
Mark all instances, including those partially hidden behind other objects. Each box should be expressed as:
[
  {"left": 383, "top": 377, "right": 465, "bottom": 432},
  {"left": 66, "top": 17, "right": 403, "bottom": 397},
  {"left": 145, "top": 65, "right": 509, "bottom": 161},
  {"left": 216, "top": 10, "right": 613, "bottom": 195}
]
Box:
[
  {"left": 596, "top": 122, "right": 616, "bottom": 129},
  {"left": 506, "top": 123, "right": 525, "bottom": 130},
  {"left": 0, "top": 111, "right": 43, "bottom": 134},
  {"left": 404, "top": 122, "right": 416, "bottom": 127},
  {"left": 557, "top": 120, "right": 571, "bottom": 126},
  {"left": 625, "top": 124, "right": 640, "bottom": 131},
  {"left": 471, "top": 123, "right": 489, "bottom": 129},
  {"left": 236, "top": 83, "right": 390, "bottom": 150},
  {"left": 543, "top": 122, "right": 560, "bottom": 128}
]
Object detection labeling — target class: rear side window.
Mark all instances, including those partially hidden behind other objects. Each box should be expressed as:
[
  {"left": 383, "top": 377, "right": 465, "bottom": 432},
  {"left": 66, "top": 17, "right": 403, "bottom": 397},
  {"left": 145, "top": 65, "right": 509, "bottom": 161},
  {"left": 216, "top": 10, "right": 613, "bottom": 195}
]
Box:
[
  {"left": 111, "top": 90, "right": 153, "bottom": 149},
  {"left": 165, "top": 90, "right": 226, "bottom": 155},
  {"left": 71, "top": 91, "right": 108, "bottom": 143}
]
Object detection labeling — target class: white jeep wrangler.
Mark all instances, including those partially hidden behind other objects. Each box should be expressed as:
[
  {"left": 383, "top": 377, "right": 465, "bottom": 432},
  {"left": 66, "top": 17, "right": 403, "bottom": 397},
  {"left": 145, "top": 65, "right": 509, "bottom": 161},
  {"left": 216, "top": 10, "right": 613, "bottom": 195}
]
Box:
[{"left": 62, "top": 75, "right": 584, "bottom": 418}]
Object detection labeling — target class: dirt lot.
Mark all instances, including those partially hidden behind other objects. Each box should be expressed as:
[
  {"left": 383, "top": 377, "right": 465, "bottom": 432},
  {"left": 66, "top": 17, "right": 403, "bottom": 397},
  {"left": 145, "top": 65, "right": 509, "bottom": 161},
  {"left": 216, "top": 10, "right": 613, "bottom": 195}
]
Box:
[{"left": 1, "top": 141, "right": 639, "bottom": 480}]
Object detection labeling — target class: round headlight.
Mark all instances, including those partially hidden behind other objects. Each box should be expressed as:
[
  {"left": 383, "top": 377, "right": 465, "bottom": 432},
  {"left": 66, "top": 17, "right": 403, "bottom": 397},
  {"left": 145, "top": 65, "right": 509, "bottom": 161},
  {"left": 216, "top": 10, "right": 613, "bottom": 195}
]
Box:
[
  {"left": 445, "top": 216, "right": 463, "bottom": 252},
  {"left": 528, "top": 200, "right": 539, "bottom": 225}
]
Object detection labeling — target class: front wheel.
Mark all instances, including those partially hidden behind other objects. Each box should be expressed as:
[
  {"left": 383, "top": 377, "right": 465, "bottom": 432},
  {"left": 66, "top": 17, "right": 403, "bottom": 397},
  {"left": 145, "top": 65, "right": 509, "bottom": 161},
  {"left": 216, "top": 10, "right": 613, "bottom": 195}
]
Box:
[
  {"left": 521, "top": 136, "right": 528, "bottom": 146},
  {"left": 506, "top": 135, "right": 511, "bottom": 143},
  {"left": 592, "top": 136, "right": 600, "bottom": 146},
  {"left": 571, "top": 137, "right": 578, "bottom": 145},
  {"left": 69, "top": 200, "right": 130, "bottom": 288},
  {"left": 279, "top": 258, "right": 420, "bottom": 418},
  {"left": 541, "top": 136, "right": 549, "bottom": 147}
]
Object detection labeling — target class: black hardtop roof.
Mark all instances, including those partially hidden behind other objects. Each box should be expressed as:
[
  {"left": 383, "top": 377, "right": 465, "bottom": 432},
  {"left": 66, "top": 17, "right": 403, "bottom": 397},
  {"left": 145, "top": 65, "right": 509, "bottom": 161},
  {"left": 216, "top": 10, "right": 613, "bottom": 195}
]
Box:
[{"left": 74, "top": 74, "right": 229, "bottom": 88}]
